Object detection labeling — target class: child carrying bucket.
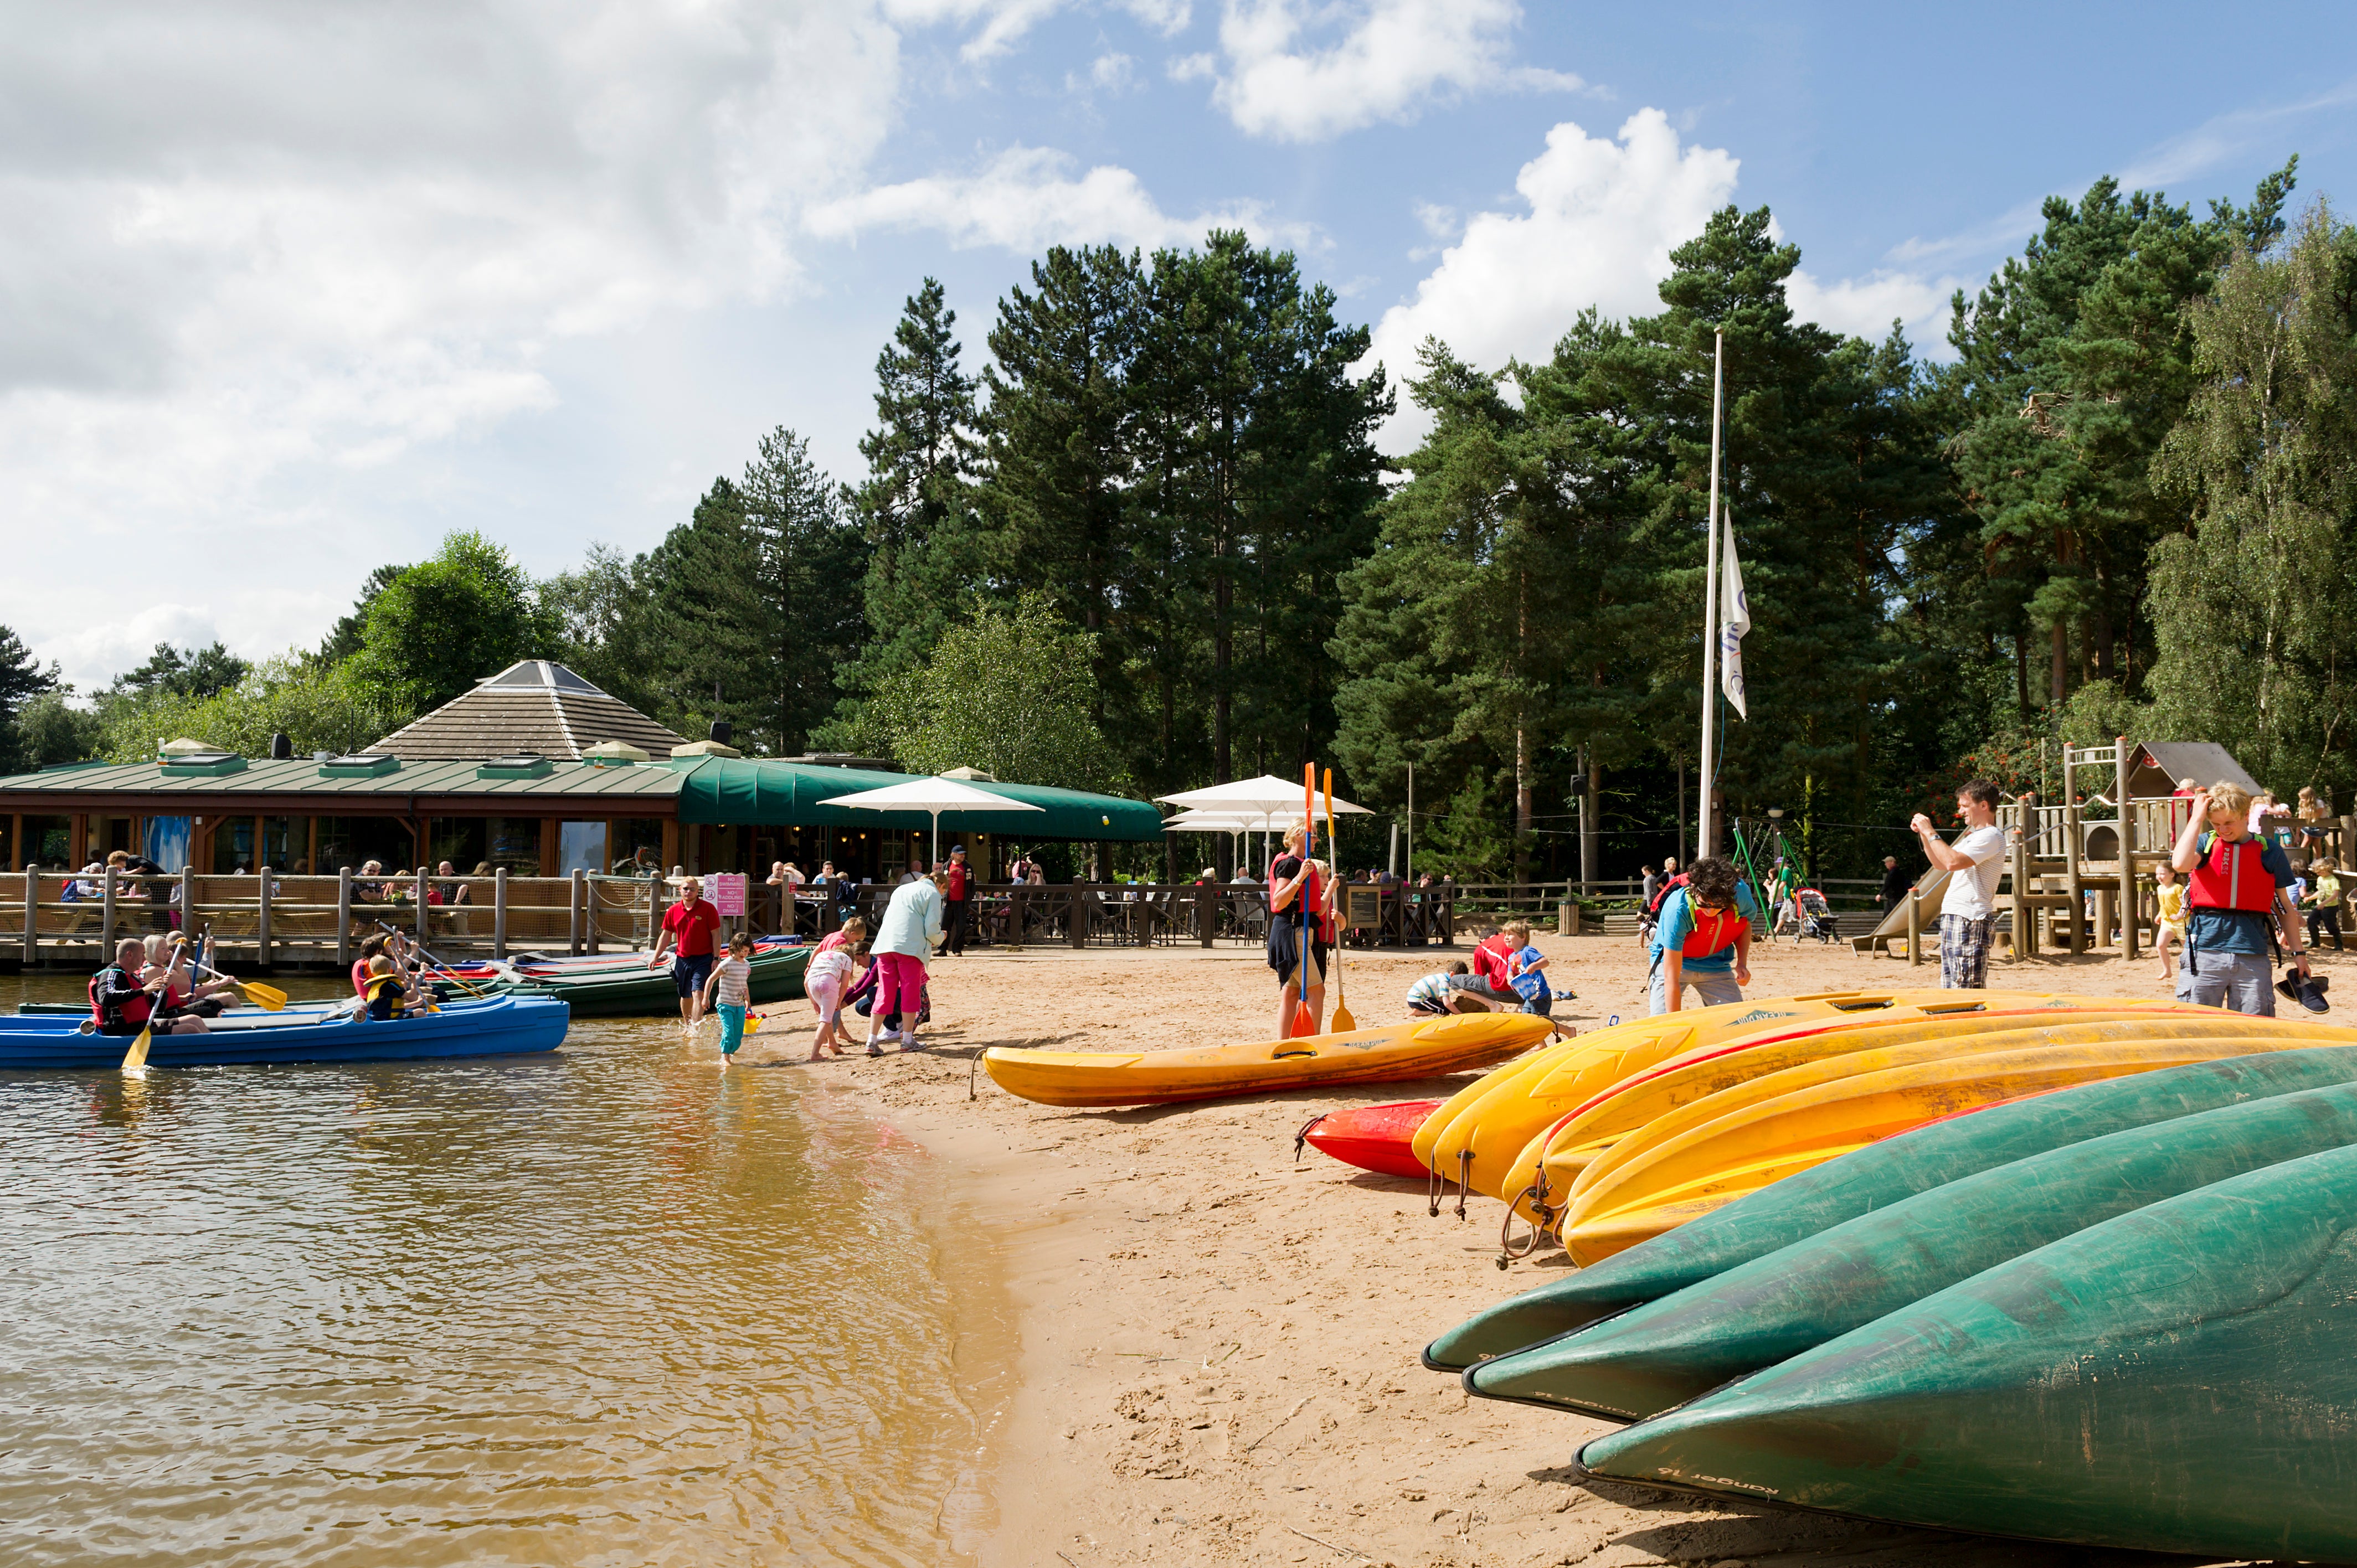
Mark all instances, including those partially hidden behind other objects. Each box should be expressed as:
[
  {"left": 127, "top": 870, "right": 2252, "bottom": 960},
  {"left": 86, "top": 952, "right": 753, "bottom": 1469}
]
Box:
[{"left": 701, "top": 931, "right": 756, "bottom": 1067}]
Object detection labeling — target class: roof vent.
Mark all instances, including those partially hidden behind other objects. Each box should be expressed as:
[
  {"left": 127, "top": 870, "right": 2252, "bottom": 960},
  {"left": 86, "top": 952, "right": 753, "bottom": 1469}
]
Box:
[
  {"left": 157, "top": 737, "right": 215, "bottom": 758},
  {"left": 161, "top": 752, "right": 246, "bottom": 777},
  {"left": 269, "top": 731, "right": 293, "bottom": 760},
  {"left": 478, "top": 752, "right": 555, "bottom": 780},
  {"left": 320, "top": 754, "right": 401, "bottom": 778},
  {"left": 583, "top": 740, "right": 651, "bottom": 767},
  {"left": 668, "top": 739, "right": 743, "bottom": 760}
]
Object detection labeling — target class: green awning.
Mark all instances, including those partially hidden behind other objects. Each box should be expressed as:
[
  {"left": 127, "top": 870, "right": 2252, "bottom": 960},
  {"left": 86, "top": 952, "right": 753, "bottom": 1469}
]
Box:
[{"left": 671, "top": 759, "right": 1166, "bottom": 840}]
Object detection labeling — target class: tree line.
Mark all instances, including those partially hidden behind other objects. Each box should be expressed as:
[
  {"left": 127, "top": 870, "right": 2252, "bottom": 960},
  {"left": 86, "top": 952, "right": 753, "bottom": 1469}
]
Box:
[{"left": 6, "top": 169, "right": 2351, "bottom": 884}]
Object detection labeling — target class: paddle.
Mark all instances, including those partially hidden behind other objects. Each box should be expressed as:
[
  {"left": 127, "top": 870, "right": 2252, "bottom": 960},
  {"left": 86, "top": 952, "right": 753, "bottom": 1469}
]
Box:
[
  {"left": 182, "top": 953, "right": 289, "bottom": 1012},
  {"left": 1325, "top": 767, "right": 1355, "bottom": 1033},
  {"left": 1291, "top": 761, "right": 1316, "bottom": 1038},
  {"left": 120, "top": 1022, "right": 152, "bottom": 1074},
  {"left": 371, "top": 921, "right": 492, "bottom": 999}
]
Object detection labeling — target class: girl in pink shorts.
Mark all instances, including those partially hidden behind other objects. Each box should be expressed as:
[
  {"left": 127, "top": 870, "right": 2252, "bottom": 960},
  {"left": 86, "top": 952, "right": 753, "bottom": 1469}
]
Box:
[{"left": 805, "top": 939, "right": 863, "bottom": 1060}]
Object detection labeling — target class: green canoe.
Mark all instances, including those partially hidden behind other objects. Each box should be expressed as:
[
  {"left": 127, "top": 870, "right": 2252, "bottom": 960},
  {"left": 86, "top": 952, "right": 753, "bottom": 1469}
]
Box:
[
  {"left": 1422, "top": 1044, "right": 2357, "bottom": 1372},
  {"left": 498, "top": 944, "right": 812, "bottom": 1017},
  {"left": 1468, "top": 1080, "right": 2357, "bottom": 1420},
  {"left": 1578, "top": 1142, "right": 2357, "bottom": 1561}
]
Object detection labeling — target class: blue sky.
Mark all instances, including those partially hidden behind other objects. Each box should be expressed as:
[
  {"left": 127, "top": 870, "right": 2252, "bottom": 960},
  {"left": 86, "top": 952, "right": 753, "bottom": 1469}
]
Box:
[{"left": 6, "top": 1, "right": 2353, "bottom": 692}]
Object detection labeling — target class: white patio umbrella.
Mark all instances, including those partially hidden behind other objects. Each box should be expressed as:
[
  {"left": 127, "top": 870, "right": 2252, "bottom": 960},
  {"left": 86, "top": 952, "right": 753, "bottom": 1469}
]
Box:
[
  {"left": 1163, "top": 810, "right": 1258, "bottom": 867},
  {"left": 1156, "top": 774, "right": 1372, "bottom": 867},
  {"left": 818, "top": 777, "right": 1043, "bottom": 869}
]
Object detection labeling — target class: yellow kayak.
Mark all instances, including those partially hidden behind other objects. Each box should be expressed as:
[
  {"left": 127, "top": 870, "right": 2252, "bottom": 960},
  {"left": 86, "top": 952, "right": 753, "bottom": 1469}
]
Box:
[
  {"left": 979, "top": 1011, "right": 1555, "bottom": 1108},
  {"left": 1425, "top": 992, "right": 2195, "bottom": 1204},
  {"left": 1559, "top": 1029, "right": 2357, "bottom": 1263},
  {"left": 1520, "top": 1007, "right": 2255, "bottom": 1214},
  {"left": 1409, "top": 989, "right": 1970, "bottom": 1179}
]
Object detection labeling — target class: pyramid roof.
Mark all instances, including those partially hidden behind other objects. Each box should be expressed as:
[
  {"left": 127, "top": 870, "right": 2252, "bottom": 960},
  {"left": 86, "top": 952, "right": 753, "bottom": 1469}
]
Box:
[{"left": 370, "top": 660, "right": 690, "bottom": 761}]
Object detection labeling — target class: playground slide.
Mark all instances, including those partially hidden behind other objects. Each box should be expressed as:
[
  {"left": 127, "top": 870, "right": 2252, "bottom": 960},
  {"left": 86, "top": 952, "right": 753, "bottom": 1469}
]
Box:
[{"left": 1852, "top": 866, "right": 1953, "bottom": 951}]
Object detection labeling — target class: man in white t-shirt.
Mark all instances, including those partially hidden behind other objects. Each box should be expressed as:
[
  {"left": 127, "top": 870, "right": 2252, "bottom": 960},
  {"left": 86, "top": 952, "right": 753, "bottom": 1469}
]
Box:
[{"left": 1910, "top": 777, "right": 2009, "bottom": 989}]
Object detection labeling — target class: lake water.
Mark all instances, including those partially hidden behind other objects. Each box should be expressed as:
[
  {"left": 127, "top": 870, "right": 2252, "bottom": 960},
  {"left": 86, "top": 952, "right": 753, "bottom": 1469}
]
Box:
[{"left": 0, "top": 977, "right": 1012, "bottom": 1567}]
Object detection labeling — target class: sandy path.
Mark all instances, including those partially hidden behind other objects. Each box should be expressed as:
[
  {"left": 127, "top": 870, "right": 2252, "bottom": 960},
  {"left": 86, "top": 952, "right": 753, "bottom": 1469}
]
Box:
[{"left": 734, "top": 930, "right": 2302, "bottom": 1568}]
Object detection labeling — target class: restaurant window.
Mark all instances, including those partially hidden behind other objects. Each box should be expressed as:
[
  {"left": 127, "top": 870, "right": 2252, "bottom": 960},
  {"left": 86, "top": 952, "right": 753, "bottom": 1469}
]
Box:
[
  {"left": 558, "top": 822, "right": 608, "bottom": 875},
  {"left": 314, "top": 817, "right": 414, "bottom": 876},
  {"left": 486, "top": 818, "right": 542, "bottom": 876},
  {"left": 261, "top": 817, "right": 302, "bottom": 873},
  {"left": 430, "top": 819, "right": 489, "bottom": 874},
  {"left": 212, "top": 818, "right": 256, "bottom": 874}
]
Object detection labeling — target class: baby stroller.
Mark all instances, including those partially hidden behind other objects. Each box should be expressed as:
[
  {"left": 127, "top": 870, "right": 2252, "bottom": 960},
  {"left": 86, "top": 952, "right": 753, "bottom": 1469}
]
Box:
[{"left": 1794, "top": 887, "right": 1838, "bottom": 944}]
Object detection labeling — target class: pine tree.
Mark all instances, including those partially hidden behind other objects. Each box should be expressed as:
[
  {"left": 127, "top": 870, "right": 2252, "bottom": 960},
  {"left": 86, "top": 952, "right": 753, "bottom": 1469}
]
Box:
[
  {"left": 640, "top": 478, "right": 776, "bottom": 745},
  {"left": 842, "top": 280, "right": 983, "bottom": 705},
  {"left": 740, "top": 427, "right": 870, "bottom": 753}
]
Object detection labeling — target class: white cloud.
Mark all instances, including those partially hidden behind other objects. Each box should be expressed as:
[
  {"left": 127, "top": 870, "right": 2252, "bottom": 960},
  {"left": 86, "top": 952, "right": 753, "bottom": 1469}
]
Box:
[
  {"left": 1204, "top": 0, "right": 1581, "bottom": 142},
  {"left": 1361, "top": 110, "right": 1736, "bottom": 447},
  {"left": 1075, "top": 50, "right": 1139, "bottom": 92},
  {"left": 887, "top": 0, "right": 1192, "bottom": 63},
  {"left": 1362, "top": 110, "right": 1954, "bottom": 451},
  {"left": 808, "top": 144, "right": 1287, "bottom": 252},
  {"left": 0, "top": 2, "right": 910, "bottom": 685}
]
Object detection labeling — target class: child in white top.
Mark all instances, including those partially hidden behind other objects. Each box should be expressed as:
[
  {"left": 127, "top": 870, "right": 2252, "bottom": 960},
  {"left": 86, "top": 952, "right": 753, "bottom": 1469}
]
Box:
[
  {"left": 805, "top": 940, "right": 862, "bottom": 1060},
  {"left": 701, "top": 932, "right": 755, "bottom": 1066}
]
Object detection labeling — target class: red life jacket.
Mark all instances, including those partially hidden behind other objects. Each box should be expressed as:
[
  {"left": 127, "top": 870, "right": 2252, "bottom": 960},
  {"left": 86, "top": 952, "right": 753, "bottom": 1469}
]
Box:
[
  {"left": 88, "top": 966, "right": 157, "bottom": 1031},
  {"left": 1679, "top": 904, "right": 1748, "bottom": 958},
  {"left": 2188, "top": 834, "right": 2279, "bottom": 914},
  {"left": 1473, "top": 933, "right": 1514, "bottom": 988}
]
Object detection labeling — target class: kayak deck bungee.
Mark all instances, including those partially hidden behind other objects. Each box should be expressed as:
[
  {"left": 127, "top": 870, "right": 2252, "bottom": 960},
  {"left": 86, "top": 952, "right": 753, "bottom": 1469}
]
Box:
[
  {"left": 0, "top": 994, "right": 569, "bottom": 1069},
  {"left": 1296, "top": 1099, "right": 1440, "bottom": 1180},
  {"left": 1470, "top": 1080, "right": 2357, "bottom": 1421},
  {"left": 1421, "top": 1044, "right": 2357, "bottom": 1373},
  {"left": 1560, "top": 1031, "right": 2355, "bottom": 1264},
  {"left": 1575, "top": 1143, "right": 2357, "bottom": 1561},
  {"left": 981, "top": 1012, "right": 1553, "bottom": 1108},
  {"left": 1526, "top": 1010, "right": 2339, "bottom": 1225}
]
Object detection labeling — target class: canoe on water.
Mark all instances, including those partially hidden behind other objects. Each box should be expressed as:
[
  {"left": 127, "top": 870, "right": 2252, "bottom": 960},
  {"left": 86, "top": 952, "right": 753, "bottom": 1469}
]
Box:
[
  {"left": 1296, "top": 1099, "right": 1440, "bottom": 1179},
  {"left": 1577, "top": 1143, "right": 2357, "bottom": 1562},
  {"left": 0, "top": 995, "right": 570, "bottom": 1069},
  {"left": 981, "top": 1012, "right": 1555, "bottom": 1108},
  {"left": 1423, "top": 1044, "right": 2357, "bottom": 1372},
  {"left": 496, "top": 943, "right": 811, "bottom": 1016}
]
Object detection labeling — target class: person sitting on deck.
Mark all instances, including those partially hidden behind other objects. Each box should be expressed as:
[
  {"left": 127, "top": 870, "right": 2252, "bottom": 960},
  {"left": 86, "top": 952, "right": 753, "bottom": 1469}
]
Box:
[
  {"left": 91, "top": 938, "right": 205, "bottom": 1035},
  {"left": 1647, "top": 856, "right": 1755, "bottom": 1015},
  {"left": 361, "top": 955, "right": 423, "bottom": 1020}
]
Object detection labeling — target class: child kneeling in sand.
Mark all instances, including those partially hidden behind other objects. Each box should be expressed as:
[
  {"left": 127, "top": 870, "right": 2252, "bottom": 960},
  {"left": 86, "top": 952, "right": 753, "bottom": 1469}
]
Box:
[
  {"left": 1406, "top": 961, "right": 1498, "bottom": 1016},
  {"left": 805, "top": 935, "right": 865, "bottom": 1059}
]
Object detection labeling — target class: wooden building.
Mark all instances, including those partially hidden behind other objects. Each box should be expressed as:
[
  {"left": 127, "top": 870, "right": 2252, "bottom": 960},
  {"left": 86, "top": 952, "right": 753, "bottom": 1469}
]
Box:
[{"left": 0, "top": 661, "right": 1163, "bottom": 880}]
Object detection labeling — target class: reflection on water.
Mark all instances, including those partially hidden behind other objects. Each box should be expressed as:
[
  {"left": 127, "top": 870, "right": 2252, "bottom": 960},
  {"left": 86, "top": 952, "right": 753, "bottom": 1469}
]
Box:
[{"left": 0, "top": 977, "right": 1009, "bottom": 1567}]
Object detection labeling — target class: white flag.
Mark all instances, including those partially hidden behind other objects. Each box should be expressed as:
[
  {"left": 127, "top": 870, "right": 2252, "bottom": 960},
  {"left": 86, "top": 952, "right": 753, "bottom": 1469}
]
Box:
[{"left": 1719, "top": 515, "right": 1751, "bottom": 720}]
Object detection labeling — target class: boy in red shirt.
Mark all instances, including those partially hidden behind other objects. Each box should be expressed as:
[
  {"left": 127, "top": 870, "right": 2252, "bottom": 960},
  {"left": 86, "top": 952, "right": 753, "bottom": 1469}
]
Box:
[
  {"left": 648, "top": 876, "right": 724, "bottom": 1025},
  {"left": 939, "top": 844, "right": 972, "bottom": 957}
]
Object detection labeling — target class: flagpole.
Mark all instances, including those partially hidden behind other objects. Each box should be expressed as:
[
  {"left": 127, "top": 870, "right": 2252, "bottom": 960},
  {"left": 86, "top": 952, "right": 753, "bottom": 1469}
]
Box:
[{"left": 1697, "top": 327, "right": 1725, "bottom": 863}]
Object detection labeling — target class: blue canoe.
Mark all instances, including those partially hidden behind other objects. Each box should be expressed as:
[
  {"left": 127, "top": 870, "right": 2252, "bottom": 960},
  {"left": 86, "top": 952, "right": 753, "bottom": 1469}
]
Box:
[{"left": 0, "top": 995, "right": 569, "bottom": 1069}]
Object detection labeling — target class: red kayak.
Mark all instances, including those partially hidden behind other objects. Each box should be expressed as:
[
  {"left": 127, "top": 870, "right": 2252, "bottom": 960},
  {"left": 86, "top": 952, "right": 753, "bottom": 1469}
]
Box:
[{"left": 1295, "top": 1099, "right": 1442, "bottom": 1180}]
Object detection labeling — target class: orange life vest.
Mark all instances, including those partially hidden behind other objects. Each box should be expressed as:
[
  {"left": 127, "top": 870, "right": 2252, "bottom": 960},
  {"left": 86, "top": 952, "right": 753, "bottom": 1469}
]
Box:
[{"left": 2188, "top": 834, "right": 2278, "bottom": 915}]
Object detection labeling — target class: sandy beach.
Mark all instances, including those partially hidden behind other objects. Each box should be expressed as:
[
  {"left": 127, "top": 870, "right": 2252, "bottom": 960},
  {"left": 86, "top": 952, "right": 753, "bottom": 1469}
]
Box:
[{"left": 733, "top": 931, "right": 2307, "bottom": 1568}]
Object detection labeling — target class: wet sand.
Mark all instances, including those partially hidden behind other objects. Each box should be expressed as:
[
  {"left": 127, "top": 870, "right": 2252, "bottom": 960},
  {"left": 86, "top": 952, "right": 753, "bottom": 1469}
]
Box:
[{"left": 734, "top": 932, "right": 2304, "bottom": 1568}]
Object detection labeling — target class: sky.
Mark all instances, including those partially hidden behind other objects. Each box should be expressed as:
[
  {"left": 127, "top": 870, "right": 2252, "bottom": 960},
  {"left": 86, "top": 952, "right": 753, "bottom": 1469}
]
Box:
[{"left": 7, "top": 0, "right": 2355, "bottom": 694}]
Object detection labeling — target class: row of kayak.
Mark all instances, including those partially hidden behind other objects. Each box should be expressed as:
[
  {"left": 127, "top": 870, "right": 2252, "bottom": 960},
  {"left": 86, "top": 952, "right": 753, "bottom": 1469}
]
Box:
[{"left": 0, "top": 993, "right": 572, "bottom": 1067}]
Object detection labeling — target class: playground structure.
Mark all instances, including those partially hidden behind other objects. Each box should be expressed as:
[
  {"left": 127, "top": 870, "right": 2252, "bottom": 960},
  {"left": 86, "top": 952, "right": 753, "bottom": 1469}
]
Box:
[{"left": 1855, "top": 737, "right": 2351, "bottom": 967}]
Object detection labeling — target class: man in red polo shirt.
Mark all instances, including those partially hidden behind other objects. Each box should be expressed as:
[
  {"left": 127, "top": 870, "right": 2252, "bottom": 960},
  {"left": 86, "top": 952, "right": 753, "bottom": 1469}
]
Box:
[{"left": 647, "top": 875, "right": 723, "bottom": 1025}]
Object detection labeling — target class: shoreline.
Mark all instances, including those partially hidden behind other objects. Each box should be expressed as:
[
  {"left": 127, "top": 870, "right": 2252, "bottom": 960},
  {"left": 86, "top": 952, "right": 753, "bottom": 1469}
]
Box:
[{"left": 743, "top": 936, "right": 2280, "bottom": 1568}]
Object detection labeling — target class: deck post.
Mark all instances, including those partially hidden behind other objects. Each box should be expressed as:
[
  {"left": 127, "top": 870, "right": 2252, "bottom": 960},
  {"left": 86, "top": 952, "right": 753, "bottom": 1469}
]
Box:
[
  {"left": 2009, "top": 820, "right": 2030, "bottom": 961},
  {"left": 100, "top": 868, "right": 117, "bottom": 955},
  {"left": 258, "top": 866, "right": 272, "bottom": 968},
  {"left": 2117, "top": 735, "right": 2138, "bottom": 959},
  {"left": 569, "top": 869, "right": 585, "bottom": 956},
  {"left": 413, "top": 866, "right": 428, "bottom": 943},
  {"left": 493, "top": 868, "right": 509, "bottom": 960},
  {"left": 1198, "top": 880, "right": 1216, "bottom": 948},
  {"left": 181, "top": 865, "right": 197, "bottom": 950},
  {"left": 337, "top": 868, "right": 352, "bottom": 969},
  {"left": 22, "top": 866, "right": 36, "bottom": 964},
  {"left": 587, "top": 875, "right": 602, "bottom": 955},
  {"left": 1069, "top": 885, "right": 1089, "bottom": 949}
]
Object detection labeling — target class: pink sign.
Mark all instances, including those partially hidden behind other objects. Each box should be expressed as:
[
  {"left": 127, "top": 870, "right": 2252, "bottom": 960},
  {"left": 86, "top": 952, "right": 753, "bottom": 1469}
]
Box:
[{"left": 711, "top": 873, "right": 748, "bottom": 917}]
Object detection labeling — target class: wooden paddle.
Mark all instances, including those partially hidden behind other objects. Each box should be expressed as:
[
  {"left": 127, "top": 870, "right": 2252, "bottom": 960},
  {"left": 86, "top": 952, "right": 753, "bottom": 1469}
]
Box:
[
  {"left": 1291, "top": 761, "right": 1316, "bottom": 1038},
  {"left": 1325, "top": 767, "right": 1356, "bottom": 1032},
  {"left": 185, "top": 954, "right": 289, "bottom": 1011},
  {"left": 120, "top": 1022, "right": 152, "bottom": 1074}
]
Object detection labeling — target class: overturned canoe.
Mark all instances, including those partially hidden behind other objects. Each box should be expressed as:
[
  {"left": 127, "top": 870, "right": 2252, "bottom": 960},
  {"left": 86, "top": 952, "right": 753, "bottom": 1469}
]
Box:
[
  {"left": 496, "top": 943, "right": 810, "bottom": 1016},
  {"left": 1422, "top": 1044, "right": 2357, "bottom": 1372},
  {"left": 981, "top": 1012, "right": 1553, "bottom": 1108},
  {"left": 1577, "top": 1144, "right": 2357, "bottom": 1561}
]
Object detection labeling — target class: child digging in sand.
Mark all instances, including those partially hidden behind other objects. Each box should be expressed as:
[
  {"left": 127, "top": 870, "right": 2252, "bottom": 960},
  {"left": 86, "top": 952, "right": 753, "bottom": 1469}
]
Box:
[{"left": 805, "top": 935, "right": 864, "bottom": 1059}]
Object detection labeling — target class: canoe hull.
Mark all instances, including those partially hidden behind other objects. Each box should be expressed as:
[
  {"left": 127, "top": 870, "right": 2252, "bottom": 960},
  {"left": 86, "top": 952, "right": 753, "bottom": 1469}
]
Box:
[
  {"left": 1300, "top": 1099, "right": 1440, "bottom": 1179},
  {"left": 1421, "top": 1044, "right": 2357, "bottom": 1371},
  {"left": 0, "top": 996, "right": 570, "bottom": 1069},
  {"left": 1577, "top": 1144, "right": 2357, "bottom": 1561},
  {"left": 500, "top": 945, "right": 810, "bottom": 1015},
  {"left": 983, "top": 1013, "right": 1552, "bottom": 1108}
]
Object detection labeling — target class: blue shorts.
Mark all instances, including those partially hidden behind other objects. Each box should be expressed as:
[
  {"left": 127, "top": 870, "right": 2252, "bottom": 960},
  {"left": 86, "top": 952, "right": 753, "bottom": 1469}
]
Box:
[{"left": 674, "top": 953, "right": 714, "bottom": 999}]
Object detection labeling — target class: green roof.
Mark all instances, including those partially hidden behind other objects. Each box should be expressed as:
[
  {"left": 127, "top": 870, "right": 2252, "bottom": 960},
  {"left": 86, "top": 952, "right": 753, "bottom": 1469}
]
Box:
[
  {"left": 0, "top": 755, "right": 1166, "bottom": 839},
  {"left": 672, "top": 759, "right": 1166, "bottom": 840}
]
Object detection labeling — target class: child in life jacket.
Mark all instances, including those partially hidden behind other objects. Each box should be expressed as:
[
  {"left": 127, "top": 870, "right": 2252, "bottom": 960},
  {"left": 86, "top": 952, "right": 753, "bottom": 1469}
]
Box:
[
  {"left": 2170, "top": 780, "right": 2309, "bottom": 1015},
  {"left": 362, "top": 955, "right": 423, "bottom": 1020},
  {"left": 1647, "top": 857, "right": 1754, "bottom": 1015}
]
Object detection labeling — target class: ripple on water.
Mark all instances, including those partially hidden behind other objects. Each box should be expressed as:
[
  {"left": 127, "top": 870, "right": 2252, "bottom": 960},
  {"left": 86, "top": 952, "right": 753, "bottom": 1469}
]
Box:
[{"left": 0, "top": 996, "right": 1007, "bottom": 1568}]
